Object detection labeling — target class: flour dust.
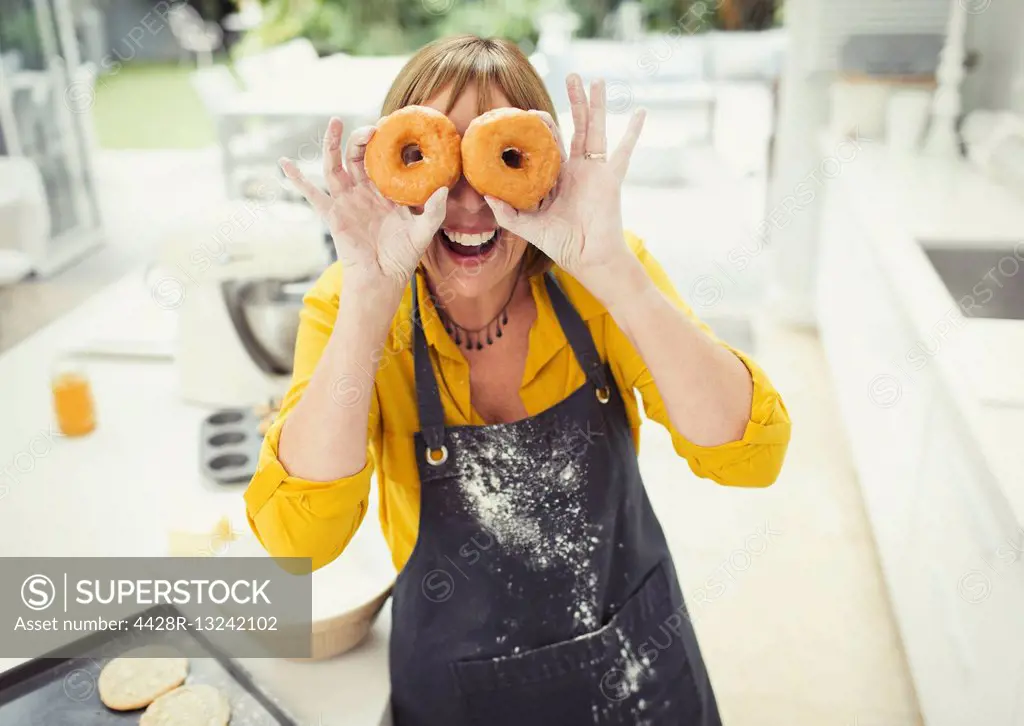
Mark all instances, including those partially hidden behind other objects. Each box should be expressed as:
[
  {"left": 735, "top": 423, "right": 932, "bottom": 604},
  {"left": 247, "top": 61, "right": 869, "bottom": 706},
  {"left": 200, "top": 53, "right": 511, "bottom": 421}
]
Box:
[
  {"left": 591, "top": 626, "right": 656, "bottom": 725},
  {"left": 450, "top": 417, "right": 603, "bottom": 629}
]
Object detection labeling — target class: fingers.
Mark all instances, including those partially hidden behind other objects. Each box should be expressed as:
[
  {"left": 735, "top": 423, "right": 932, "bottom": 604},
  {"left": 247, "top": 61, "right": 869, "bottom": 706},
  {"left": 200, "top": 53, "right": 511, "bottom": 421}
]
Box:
[
  {"left": 344, "top": 125, "right": 377, "bottom": 186},
  {"left": 611, "top": 108, "right": 647, "bottom": 179},
  {"left": 421, "top": 186, "right": 448, "bottom": 223},
  {"left": 412, "top": 187, "right": 449, "bottom": 249},
  {"left": 280, "top": 157, "right": 332, "bottom": 215},
  {"left": 483, "top": 195, "right": 518, "bottom": 229},
  {"left": 528, "top": 110, "right": 568, "bottom": 209},
  {"left": 566, "top": 74, "right": 589, "bottom": 159},
  {"left": 321, "top": 117, "right": 350, "bottom": 196},
  {"left": 484, "top": 195, "right": 539, "bottom": 244},
  {"left": 585, "top": 78, "right": 607, "bottom": 157},
  {"left": 485, "top": 195, "right": 564, "bottom": 265},
  {"left": 528, "top": 110, "right": 568, "bottom": 163}
]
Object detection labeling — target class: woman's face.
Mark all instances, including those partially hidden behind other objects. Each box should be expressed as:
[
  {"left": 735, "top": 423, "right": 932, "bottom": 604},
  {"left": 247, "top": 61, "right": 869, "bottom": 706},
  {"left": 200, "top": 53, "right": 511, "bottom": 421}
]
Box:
[{"left": 415, "top": 83, "right": 529, "bottom": 299}]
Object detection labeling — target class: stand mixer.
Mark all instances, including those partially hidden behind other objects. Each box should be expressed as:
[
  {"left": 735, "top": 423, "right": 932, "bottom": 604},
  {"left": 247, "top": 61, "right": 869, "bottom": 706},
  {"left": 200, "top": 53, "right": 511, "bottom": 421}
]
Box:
[{"left": 156, "top": 200, "right": 331, "bottom": 408}]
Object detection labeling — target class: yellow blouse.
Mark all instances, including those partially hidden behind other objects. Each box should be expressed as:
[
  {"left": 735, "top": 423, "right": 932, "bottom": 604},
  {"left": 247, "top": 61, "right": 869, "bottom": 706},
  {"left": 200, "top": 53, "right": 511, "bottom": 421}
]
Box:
[{"left": 244, "top": 233, "right": 791, "bottom": 572}]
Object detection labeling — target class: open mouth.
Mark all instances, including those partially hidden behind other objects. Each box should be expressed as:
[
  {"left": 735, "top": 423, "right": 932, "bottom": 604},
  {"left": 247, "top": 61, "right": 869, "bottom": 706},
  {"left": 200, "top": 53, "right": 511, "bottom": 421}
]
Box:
[{"left": 440, "top": 228, "right": 500, "bottom": 258}]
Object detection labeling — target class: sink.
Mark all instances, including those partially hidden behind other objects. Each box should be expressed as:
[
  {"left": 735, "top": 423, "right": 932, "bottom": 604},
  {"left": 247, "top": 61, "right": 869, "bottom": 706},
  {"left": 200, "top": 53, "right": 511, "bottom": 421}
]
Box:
[{"left": 920, "top": 244, "right": 1024, "bottom": 320}]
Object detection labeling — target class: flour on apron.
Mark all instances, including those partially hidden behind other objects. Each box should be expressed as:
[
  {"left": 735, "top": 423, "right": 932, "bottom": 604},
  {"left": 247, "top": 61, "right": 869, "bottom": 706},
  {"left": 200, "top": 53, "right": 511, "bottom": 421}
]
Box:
[
  {"left": 388, "top": 273, "right": 722, "bottom": 726},
  {"left": 452, "top": 422, "right": 603, "bottom": 629}
]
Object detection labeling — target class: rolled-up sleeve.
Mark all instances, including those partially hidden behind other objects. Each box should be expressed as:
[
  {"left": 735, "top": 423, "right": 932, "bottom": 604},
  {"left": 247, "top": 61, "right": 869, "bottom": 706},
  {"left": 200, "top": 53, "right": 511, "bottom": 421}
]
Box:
[
  {"left": 243, "top": 263, "right": 377, "bottom": 571},
  {"left": 618, "top": 233, "right": 791, "bottom": 488},
  {"left": 638, "top": 349, "right": 790, "bottom": 487}
]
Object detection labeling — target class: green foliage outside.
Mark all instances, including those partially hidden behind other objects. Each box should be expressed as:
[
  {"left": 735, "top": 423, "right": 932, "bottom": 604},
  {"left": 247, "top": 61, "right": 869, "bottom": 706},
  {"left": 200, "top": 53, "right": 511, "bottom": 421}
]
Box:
[
  {"left": 0, "top": 4, "right": 46, "bottom": 69},
  {"left": 232, "top": 0, "right": 781, "bottom": 59},
  {"left": 233, "top": 0, "right": 557, "bottom": 58},
  {"left": 77, "top": 0, "right": 780, "bottom": 149},
  {"left": 92, "top": 61, "right": 220, "bottom": 148}
]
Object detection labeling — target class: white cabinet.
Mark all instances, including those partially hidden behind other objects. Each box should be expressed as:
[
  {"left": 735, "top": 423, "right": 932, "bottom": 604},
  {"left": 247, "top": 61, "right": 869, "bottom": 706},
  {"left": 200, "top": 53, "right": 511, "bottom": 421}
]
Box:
[
  {"left": 910, "top": 386, "right": 1024, "bottom": 726},
  {"left": 817, "top": 176, "right": 1024, "bottom": 726},
  {"left": 905, "top": 409, "right": 984, "bottom": 726},
  {"left": 816, "top": 176, "right": 936, "bottom": 614}
]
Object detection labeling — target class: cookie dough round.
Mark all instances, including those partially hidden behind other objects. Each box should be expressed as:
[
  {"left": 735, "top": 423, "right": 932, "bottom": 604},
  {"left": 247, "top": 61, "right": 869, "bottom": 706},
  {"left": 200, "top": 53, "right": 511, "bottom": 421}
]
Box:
[
  {"left": 140, "top": 684, "right": 231, "bottom": 726},
  {"left": 97, "top": 652, "right": 188, "bottom": 711}
]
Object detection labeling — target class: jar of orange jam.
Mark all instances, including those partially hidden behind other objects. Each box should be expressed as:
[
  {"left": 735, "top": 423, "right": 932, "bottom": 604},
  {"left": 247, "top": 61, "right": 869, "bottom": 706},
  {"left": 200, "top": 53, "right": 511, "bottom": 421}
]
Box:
[{"left": 52, "top": 360, "right": 96, "bottom": 437}]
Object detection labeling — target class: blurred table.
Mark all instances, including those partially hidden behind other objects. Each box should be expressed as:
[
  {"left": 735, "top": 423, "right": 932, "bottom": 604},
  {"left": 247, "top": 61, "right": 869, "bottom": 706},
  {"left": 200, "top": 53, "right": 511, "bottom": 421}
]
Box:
[
  {"left": 215, "top": 54, "right": 406, "bottom": 191},
  {"left": 0, "top": 268, "right": 392, "bottom": 724},
  {"left": 218, "top": 53, "right": 406, "bottom": 123}
]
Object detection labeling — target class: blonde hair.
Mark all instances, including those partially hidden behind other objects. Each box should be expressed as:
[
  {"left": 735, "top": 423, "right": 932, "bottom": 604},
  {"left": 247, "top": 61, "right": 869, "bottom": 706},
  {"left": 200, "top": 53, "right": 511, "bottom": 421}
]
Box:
[{"left": 382, "top": 35, "right": 557, "bottom": 278}]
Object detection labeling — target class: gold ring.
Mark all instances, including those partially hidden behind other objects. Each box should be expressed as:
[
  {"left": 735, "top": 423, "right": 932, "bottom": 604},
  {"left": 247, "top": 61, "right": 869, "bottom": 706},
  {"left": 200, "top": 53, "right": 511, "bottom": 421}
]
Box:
[{"left": 584, "top": 152, "right": 607, "bottom": 161}]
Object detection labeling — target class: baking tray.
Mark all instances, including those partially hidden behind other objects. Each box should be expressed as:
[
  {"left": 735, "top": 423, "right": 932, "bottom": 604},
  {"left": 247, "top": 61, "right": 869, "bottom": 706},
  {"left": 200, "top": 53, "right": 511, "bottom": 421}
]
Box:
[
  {"left": 199, "top": 408, "right": 264, "bottom": 485},
  {"left": 0, "top": 604, "right": 298, "bottom": 725}
]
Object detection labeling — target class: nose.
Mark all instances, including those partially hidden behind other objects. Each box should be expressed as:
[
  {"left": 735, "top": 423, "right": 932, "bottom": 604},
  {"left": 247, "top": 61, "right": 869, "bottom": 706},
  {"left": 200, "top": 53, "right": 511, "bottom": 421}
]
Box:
[{"left": 447, "top": 176, "right": 487, "bottom": 214}]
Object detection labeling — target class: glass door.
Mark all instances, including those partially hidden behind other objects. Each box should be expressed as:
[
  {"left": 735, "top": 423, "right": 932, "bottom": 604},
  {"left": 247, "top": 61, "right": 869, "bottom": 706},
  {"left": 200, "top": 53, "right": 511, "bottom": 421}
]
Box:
[{"left": 0, "top": 0, "right": 101, "bottom": 274}]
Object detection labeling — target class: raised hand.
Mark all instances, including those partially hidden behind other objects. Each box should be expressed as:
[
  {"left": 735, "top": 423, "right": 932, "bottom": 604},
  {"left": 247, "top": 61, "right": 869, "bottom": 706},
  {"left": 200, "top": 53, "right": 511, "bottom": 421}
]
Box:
[
  {"left": 279, "top": 117, "right": 447, "bottom": 297},
  {"left": 483, "top": 75, "right": 646, "bottom": 307}
]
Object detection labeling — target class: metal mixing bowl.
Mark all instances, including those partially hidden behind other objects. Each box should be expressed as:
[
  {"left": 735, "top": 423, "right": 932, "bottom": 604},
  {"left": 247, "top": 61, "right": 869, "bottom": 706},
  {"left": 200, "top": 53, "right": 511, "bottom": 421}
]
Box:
[{"left": 223, "top": 278, "right": 312, "bottom": 375}]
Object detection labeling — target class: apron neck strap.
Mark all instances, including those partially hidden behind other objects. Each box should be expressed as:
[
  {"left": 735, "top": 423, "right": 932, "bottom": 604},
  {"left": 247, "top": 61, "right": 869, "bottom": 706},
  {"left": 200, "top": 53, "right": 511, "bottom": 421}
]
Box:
[
  {"left": 543, "top": 272, "right": 609, "bottom": 393},
  {"left": 410, "top": 270, "right": 610, "bottom": 447},
  {"left": 411, "top": 272, "right": 447, "bottom": 451}
]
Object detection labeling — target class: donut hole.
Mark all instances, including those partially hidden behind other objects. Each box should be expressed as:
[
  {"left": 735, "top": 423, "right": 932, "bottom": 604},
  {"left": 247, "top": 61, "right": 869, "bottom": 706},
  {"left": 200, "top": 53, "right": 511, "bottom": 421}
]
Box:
[
  {"left": 401, "top": 144, "right": 424, "bottom": 167},
  {"left": 501, "top": 147, "right": 524, "bottom": 169}
]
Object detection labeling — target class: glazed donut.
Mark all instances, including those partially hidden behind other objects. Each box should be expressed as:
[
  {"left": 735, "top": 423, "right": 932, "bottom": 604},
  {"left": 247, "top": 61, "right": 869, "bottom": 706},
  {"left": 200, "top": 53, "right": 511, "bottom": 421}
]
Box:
[
  {"left": 461, "top": 108, "right": 561, "bottom": 211},
  {"left": 365, "top": 105, "right": 462, "bottom": 206}
]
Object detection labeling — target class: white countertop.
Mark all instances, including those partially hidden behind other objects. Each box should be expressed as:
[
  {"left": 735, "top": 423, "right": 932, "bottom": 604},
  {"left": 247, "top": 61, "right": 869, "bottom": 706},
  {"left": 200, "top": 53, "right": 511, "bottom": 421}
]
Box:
[
  {"left": 834, "top": 146, "right": 1024, "bottom": 527},
  {"left": 0, "top": 270, "right": 391, "bottom": 725}
]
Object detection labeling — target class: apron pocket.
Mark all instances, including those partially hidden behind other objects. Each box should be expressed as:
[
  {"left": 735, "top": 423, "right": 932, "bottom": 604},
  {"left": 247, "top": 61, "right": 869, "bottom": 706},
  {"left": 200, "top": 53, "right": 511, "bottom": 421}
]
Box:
[{"left": 452, "top": 561, "right": 705, "bottom": 725}]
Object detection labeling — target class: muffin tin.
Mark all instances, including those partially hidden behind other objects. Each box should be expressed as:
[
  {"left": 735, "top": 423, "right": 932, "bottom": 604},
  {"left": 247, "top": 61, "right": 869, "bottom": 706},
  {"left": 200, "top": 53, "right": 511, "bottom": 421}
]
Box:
[{"left": 199, "top": 409, "right": 264, "bottom": 484}]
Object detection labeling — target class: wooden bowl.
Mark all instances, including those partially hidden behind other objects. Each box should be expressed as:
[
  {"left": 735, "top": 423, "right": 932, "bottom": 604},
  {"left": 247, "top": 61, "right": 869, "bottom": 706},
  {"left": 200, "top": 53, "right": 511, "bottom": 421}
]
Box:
[
  {"left": 221, "top": 478, "right": 396, "bottom": 661},
  {"left": 297, "top": 509, "right": 396, "bottom": 661},
  {"left": 301, "top": 582, "right": 393, "bottom": 661}
]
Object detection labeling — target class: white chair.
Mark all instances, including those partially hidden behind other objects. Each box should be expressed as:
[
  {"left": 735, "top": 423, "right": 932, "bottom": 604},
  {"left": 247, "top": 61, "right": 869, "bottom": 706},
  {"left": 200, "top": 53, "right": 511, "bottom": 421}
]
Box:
[
  {"left": 638, "top": 35, "right": 708, "bottom": 82},
  {"left": 0, "top": 250, "right": 32, "bottom": 286},
  {"left": 705, "top": 28, "right": 786, "bottom": 82},
  {"left": 191, "top": 65, "right": 259, "bottom": 195},
  {"left": 233, "top": 38, "right": 320, "bottom": 91},
  {"left": 168, "top": 3, "right": 223, "bottom": 68},
  {"left": 190, "top": 63, "right": 241, "bottom": 115},
  {"left": 0, "top": 157, "right": 49, "bottom": 279},
  {"left": 190, "top": 65, "right": 326, "bottom": 197}
]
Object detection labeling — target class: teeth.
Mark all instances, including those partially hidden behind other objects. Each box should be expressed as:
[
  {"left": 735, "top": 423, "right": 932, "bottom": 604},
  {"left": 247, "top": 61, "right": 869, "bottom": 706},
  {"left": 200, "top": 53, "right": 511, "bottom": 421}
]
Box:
[{"left": 444, "top": 229, "right": 496, "bottom": 247}]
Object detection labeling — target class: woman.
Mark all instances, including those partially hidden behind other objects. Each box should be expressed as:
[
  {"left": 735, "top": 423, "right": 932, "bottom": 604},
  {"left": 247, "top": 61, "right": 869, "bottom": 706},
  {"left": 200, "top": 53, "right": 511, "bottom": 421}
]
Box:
[{"left": 245, "top": 35, "right": 790, "bottom": 726}]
